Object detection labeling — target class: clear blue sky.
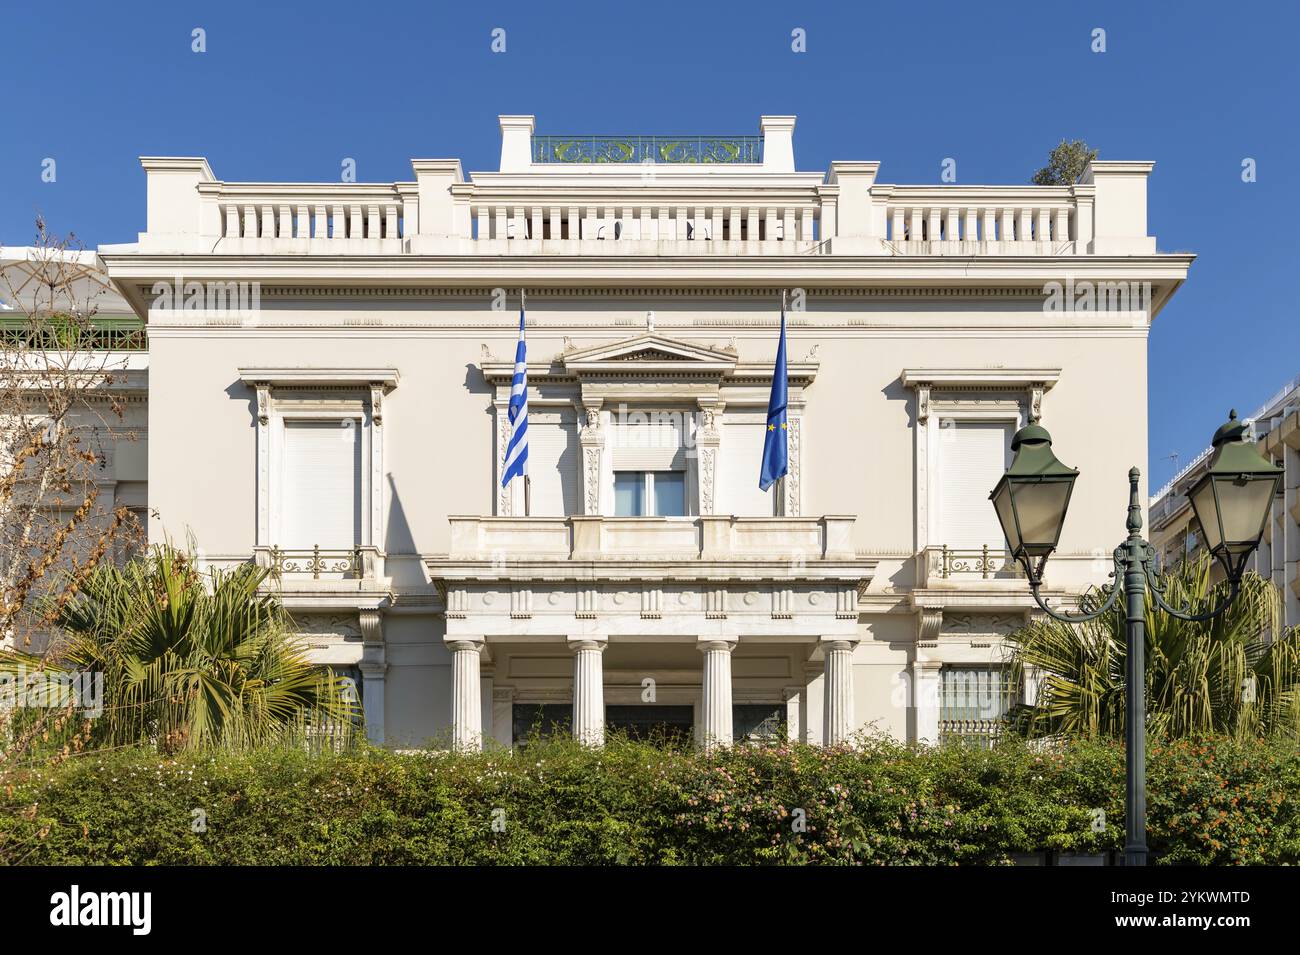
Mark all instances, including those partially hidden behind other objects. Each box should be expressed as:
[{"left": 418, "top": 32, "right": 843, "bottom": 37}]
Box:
[{"left": 3, "top": 0, "right": 1297, "bottom": 489}]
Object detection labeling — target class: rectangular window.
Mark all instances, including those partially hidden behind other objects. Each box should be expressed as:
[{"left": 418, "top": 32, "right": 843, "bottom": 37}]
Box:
[
  {"left": 720, "top": 419, "right": 776, "bottom": 516},
  {"left": 512, "top": 703, "right": 571, "bottom": 745},
  {"left": 605, "top": 704, "right": 693, "bottom": 745},
  {"left": 732, "top": 703, "right": 786, "bottom": 743},
  {"left": 280, "top": 419, "right": 362, "bottom": 548},
  {"left": 614, "top": 471, "right": 686, "bottom": 517},
  {"left": 614, "top": 472, "right": 645, "bottom": 516},
  {"left": 938, "top": 421, "right": 1012, "bottom": 548},
  {"left": 528, "top": 412, "right": 581, "bottom": 516},
  {"left": 653, "top": 471, "right": 686, "bottom": 516},
  {"left": 938, "top": 666, "right": 1012, "bottom": 749}
]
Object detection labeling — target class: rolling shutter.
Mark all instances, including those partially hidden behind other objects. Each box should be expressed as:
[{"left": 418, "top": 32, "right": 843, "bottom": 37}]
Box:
[
  {"left": 280, "top": 419, "right": 362, "bottom": 548},
  {"left": 937, "top": 421, "right": 1011, "bottom": 548},
  {"left": 528, "top": 412, "right": 581, "bottom": 516},
  {"left": 720, "top": 419, "right": 775, "bottom": 517},
  {"left": 610, "top": 416, "right": 686, "bottom": 471}
]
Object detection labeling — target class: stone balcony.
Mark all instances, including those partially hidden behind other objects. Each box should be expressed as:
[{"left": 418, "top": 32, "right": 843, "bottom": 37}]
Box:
[
  {"left": 443, "top": 514, "right": 857, "bottom": 567},
  {"left": 248, "top": 545, "right": 389, "bottom": 616},
  {"left": 914, "top": 544, "right": 1024, "bottom": 591},
  {"left": 428, "top": 515, "right": 875, "bottom": 640}
]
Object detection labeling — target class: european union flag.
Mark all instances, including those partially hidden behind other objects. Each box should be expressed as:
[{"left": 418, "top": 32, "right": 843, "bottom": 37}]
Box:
[{"left": 759, "top": 299, "right": 788, "bottom": 492}]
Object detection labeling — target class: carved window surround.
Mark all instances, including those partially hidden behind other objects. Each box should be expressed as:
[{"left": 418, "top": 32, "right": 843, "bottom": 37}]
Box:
[
  {"left": 901, "top": 368, "right": 1059, "bottom": 554},
  {"left": 239, "top": 368, "right": 398, "bottom": 550},
  {"left": 481, "top": 333, "right": 817, "bottom": 519}
]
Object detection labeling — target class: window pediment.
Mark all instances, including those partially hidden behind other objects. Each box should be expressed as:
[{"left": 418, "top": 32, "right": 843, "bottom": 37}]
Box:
[{"left": 562, "top": 335, "right": 738, "bottom": 377}]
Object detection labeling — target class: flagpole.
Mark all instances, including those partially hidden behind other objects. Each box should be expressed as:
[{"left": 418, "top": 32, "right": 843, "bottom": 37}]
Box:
[
  {"left": 778, "top": 288, "right": 787, "bottom": 516},
  {"left": 517, "top": 287, "right": 527, "bottom": 519}
]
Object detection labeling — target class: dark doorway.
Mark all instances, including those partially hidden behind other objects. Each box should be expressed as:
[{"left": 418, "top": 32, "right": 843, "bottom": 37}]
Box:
[
  {"left": 512, "top": 703, "right": 571, "bottom": 744},
  {"left": 605, "top": 704, "right": 694, "bottom": 746}
]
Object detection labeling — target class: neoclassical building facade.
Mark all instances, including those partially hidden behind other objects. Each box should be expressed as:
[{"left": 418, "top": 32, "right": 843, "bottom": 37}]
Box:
[{"left": 97, "top": 114, "right": 1193, "bottom": 748}]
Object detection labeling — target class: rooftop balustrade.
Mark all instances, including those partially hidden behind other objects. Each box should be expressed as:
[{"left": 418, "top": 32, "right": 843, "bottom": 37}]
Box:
[{"left": 119, "top": 116, "right": 1161, "bottom": 260}]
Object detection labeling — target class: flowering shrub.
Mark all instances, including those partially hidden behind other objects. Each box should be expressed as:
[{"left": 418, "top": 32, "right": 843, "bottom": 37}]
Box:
[{"left": 3, "top": 734, "right": 1297, "bottom": 865}]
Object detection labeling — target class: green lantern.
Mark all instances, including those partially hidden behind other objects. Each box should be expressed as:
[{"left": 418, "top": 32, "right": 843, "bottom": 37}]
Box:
[
  {"left": 989, "top": 423, "right": 1079, "bottom": 581},
  {"left": 1186, "top": 410, "right": 1282, "bottom": 581}
]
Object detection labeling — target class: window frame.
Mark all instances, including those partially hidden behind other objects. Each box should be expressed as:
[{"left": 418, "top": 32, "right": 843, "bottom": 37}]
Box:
[
  {"left": 273, "top": 410, "right": 368, "bottom": 549},
  {"left": 613, "top": 468, "right": 688, "bottom": 517},
  {"left": 241, "top": 370, "right": 395, "bottom": 552}
]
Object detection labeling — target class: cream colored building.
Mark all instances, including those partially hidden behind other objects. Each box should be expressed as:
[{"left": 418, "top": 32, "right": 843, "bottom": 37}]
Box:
[
  {"left": 1151, "top": 375, "right": 1300, "bottom": 629},
  {"left": 95, "top": 115, "right": 1192, "bottom": 749}
]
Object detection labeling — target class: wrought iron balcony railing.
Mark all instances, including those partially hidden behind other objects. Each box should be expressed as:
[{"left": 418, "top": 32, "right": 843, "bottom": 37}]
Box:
[
  {"left": 267, "top": 545, "right": 363, "bottom": 580},
  {"left": 938, "top": 718, "right": 1004, "bottom": 749},
  {"left": 939, "top": 544, "right": 1020, "bottom": 579},
  {"left": 531, "top": 135, "right": 763, "bottom": 165}
]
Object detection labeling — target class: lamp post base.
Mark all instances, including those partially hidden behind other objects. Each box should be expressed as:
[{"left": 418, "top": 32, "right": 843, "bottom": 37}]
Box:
[{"left": 1123, "top": 845, "right": 1149, "bottom": 867}]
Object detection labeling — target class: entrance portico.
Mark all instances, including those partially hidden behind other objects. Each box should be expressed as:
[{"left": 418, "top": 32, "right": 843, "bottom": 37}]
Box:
[{"left": 428, "top": 514, "right": 875, "bottom": 750}]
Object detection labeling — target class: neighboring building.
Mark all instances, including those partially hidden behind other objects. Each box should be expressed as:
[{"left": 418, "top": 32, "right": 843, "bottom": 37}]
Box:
[
  {"left": 0, "top": 248, "right": 149, "bottom": 651},
  {"left": 92, "top": 115, "right": 1192, "bottom": 748},
  {"left": 1150, "top": 375, "right": 1300, "bottom": 629}
]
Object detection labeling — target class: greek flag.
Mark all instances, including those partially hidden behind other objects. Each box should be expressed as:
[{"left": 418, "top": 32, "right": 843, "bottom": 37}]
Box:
[
  {"left": 500, "top": 306, "right": 529, "bottom": 487},
  {"left": 759, "top": 297, "right": 789, "bottom": 492}
]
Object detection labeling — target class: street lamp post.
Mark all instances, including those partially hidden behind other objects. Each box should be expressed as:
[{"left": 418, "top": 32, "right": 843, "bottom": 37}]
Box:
[{"left": 989, "top": 411, "right": 1282, "bottom": 866}]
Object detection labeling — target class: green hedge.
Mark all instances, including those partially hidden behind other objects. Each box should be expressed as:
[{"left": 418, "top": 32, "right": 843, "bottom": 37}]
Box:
[{"left": 4, "top": 735, "right": 1299, "bottom": 865}]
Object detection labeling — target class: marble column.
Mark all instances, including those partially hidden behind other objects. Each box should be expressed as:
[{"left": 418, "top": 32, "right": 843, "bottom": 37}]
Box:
[
  {"left": 570, "top": 637, "right": 607, "bottom": 746},
  {"left": 448, "top": 639, "right": 484, "bottom": 751},
  {"left": 358, "top": 654, "right": 387, "bottom": 745},
  {"left": 912, "top": 660, "right": 943, "bottom": 744},
  {"left": 699, "top": 639, "right": 736, "bottom": 750},
  {"left": 823, "top": 639, "right": 858, "bottom": 745}
]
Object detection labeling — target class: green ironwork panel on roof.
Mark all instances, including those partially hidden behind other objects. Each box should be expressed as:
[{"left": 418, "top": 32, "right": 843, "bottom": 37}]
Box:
[{"left": 532, "top": 135, "right": 762, "bottom": 164}]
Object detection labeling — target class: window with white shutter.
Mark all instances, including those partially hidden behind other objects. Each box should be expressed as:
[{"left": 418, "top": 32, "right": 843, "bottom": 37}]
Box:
[
  {"left": 279, "top": 419, "right": 362, "bottom": 548},
  {"left": 719, "top": 419, "right": 775, "bottom": 517},
  {"left": 609, "top": 415, "right": 687, "bottom": 471},
  {"left": 936, "top": 421, "right": 1011, "bottom": 548},
  {"left": 527, "top": 412, "right": 581, "bottom": 516}
]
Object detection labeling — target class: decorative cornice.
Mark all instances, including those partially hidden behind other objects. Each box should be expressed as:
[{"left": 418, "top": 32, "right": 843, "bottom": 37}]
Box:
[
  {"left": 237, "top": 367, "right": 400, "bottom": 387},
  {"left": 900, "top": 368, "right": 1061, "bottom": 390}
]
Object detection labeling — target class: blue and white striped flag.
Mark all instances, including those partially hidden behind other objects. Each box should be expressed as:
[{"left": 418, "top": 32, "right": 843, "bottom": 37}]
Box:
[{"left": 500, "top": 304, "right": 529, "bottom": 488}]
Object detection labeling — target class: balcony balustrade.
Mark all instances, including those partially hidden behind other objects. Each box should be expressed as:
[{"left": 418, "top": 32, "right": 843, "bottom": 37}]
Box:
[
  {"left": 131, "top": 140, "right": 1152, "bottom": 258},
  {"left": 252, "top": 544, "right": 384, "bottom": 589},
  {"left": 445, "top": 514, "right": 858, "bottom": 565},
  {"left": 916, "top": 544, "right": 1024, "bottom": 590}
]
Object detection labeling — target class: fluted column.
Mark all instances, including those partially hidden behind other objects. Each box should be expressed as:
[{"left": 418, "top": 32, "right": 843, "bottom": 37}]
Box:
[
  {"left": 569, "top": 637, "right": 607, "bottom": 746},
  {"left": 699, "top": 639, "right": 736, "bottom": 750},
  {"left": 448, "top": 639, "right": 484, "bottom": 751},
  {"left": 823, "top": 639, "right": 858, "bottom": 746}
]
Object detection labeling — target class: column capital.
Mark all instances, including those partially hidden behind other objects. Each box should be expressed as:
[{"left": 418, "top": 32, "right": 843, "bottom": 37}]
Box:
[
  {"left": 697, "top": 638, "right": 738, "bottom": 654},
  {"left": 820, "top": 637, "right": 859, "bottom": 651},
  {"left": 567, "top": 636, "right": 608, "bottom": 653},
  {"left": 446, "top": 638, "right": 485, "bottom": 654}
]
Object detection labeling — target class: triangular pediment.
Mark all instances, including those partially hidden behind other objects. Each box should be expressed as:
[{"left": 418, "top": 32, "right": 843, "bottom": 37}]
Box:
[{"left": 562, "top": 334, "right": 738, "bottom": 373}]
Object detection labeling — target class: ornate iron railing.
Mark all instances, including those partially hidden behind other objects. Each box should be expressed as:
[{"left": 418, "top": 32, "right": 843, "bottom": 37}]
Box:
[
  {"left": 268, "top": 545, "right": 362, "bottom": 580},
  {"left": 0, "top": 316, "right": 147, "bottom": 351},
  {"left": 940, "top": 544, "right": 1020, "bottom": 579},
  {"left": 939, "top": 665, "right": 1012, "bottom": 749},
  {"left": 532, "top": 135, "right": 762, "bottom": 165},
  {"left": 938, "top": 718, "right": 1004, "bottom": 749}
]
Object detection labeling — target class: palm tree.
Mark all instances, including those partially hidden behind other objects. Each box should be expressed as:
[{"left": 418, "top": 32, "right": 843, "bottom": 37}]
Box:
[
  {"left": 1006, "top": 554, "right": 1300, "bottom": 741},
  {"left": 1, "top": 544, "right": 357, "bottom": 752}
]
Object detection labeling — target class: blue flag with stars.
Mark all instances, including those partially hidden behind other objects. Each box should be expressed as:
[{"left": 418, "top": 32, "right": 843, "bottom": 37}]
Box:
[{"left": 759, "top": 300, "right": 788, "bottom": 491}]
